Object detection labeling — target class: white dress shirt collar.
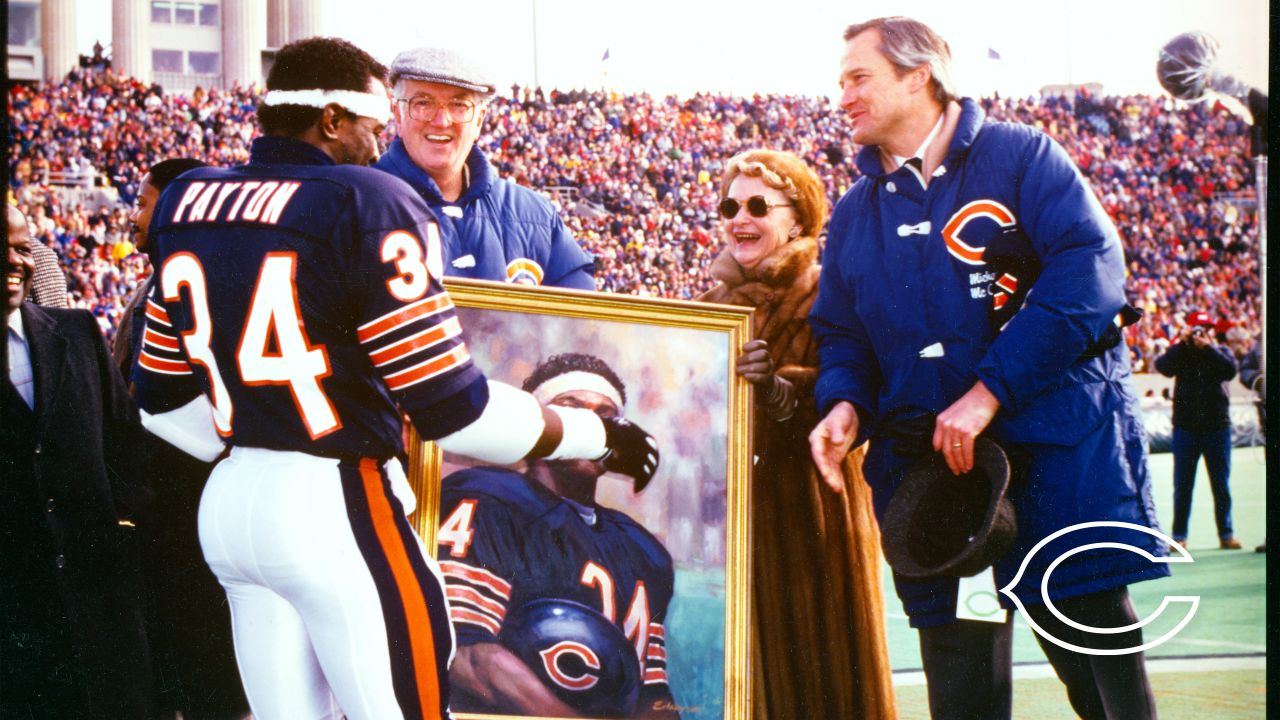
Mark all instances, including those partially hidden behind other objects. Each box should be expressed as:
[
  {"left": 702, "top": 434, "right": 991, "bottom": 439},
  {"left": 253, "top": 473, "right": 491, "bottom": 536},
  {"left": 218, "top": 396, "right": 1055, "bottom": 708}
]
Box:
[
  {"left": 8, "top": 307, "right": 36, "bottom": 409},
  {"left": 892, "top": 113, "right": 946, "bottom": 169},
  {"left": 9, "top": 307, "right": 25, "bottom": 339}
]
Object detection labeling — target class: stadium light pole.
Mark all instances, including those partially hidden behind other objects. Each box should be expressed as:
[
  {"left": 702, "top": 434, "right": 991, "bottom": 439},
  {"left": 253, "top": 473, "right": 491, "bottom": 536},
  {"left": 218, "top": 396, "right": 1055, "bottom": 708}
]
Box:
[
  {"left": 1258, "top": 156, "right": 1267, "bottom": 365},
  {"left": 531, "top": 0, "right": 541, "bottom": 91},
  {"left": 1156, "top": 31, "right": 1268, "bottom": 363}
]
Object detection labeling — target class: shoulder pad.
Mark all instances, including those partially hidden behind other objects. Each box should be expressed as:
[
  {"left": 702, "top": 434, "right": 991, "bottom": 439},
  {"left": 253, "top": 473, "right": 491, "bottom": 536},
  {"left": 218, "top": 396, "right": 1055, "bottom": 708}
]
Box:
[{"left": 441, "top": 467, "right": 560, "bottom": 515}]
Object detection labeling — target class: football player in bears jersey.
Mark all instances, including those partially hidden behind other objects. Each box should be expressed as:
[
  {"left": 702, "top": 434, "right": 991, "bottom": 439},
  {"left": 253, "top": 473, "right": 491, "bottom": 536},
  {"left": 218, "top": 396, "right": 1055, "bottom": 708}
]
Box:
[
  {"left": 132, "top": 38, "right": 657, "bottom": 720},
  {"left": 439, "top": 353, "right": 680, "bottom": 718}
]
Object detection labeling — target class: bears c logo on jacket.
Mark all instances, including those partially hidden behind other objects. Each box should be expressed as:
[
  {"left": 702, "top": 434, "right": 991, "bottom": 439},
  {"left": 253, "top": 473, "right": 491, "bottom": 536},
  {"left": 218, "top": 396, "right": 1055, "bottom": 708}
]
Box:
[{"left": 941, "top": 199, "right": 1017, "bottom": 266}]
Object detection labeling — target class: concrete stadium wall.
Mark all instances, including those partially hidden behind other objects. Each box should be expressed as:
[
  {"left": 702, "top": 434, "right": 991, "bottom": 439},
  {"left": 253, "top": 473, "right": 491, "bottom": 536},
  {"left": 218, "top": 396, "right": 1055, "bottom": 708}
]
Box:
[{"left": 1132, "top": 373, "right": 1263, "bottom": 453}]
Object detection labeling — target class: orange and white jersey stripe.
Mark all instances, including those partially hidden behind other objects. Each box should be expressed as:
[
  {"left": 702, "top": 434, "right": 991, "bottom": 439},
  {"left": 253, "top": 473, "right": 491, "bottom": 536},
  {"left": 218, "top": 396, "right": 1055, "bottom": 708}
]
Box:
[
  {"left": 642, "top": 622, "right": 669, "bottom": 686},
  {"left": 137, "top": 297, "right": 194, "bottom": 376},
  {"left": 440, "top": 560, "right": 512, "bottom": 636},
  {"left": 358, "top": 294, "right": 471, "bottom": 393}
]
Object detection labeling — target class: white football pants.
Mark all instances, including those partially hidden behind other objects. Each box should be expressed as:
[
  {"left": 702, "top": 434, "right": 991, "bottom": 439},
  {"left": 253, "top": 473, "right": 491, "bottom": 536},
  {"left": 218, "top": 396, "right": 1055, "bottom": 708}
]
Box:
[{"left": 198, "top": 447, "right": 454, "bottom": 720}]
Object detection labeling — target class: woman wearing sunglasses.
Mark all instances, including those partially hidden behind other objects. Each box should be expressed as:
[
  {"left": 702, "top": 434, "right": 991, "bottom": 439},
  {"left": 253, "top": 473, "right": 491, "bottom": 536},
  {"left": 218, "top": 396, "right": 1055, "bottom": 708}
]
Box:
[{"left": 698, "top": 149, "right": 895, "bottom": 718}]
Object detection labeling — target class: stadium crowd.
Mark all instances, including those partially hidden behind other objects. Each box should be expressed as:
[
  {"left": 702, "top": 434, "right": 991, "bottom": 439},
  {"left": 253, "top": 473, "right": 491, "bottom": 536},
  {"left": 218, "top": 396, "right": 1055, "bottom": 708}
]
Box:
[{"left": 6, "top": 65, "right": 1261, "bottom": 370}]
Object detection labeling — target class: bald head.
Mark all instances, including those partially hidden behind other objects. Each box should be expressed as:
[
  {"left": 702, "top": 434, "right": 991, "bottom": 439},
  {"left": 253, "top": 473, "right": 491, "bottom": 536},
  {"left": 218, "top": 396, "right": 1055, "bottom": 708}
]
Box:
[{"left": 7, "top": 204, "right": 28, "bottom": 233}]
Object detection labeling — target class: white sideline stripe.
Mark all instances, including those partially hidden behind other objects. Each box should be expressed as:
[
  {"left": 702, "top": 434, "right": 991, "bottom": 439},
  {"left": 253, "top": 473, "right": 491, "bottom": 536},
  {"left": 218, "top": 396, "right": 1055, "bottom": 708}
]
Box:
[
  {"left": 888, "top": 612, "right": 1267, "bottom": 654},
  {"left": 1166, "top": 637, "right": 1267, "bottom": 652},
  {"left": 892, "top": 655, "right": 1265, "bottom": 686},
  {"left": 888, "top": 609, "right": 1266, "bottom": 653}
]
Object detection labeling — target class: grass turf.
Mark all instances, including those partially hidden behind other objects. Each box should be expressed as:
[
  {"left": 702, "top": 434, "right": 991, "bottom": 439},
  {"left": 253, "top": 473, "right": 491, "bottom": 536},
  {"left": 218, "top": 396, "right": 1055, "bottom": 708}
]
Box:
[
  {"left": 891, "top": 669, "right": 1267, "bottom": 719},
  {"left": 883, "top": 446, "right": 1267, "bottom": 717}
]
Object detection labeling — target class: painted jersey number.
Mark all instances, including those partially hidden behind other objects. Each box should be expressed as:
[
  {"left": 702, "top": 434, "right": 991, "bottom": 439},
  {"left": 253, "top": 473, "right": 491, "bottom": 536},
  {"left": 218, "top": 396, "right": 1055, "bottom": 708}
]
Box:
[
  {"left": 581, "top": 561, "right": 652, "bottom": 666},
  {"left": 439, "top": 499, "right": 478, "bottom": 558}
]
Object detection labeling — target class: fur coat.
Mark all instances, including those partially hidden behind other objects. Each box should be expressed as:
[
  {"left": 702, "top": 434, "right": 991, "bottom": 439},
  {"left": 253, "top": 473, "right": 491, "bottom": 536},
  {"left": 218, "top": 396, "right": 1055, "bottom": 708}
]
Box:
[{"left": 700, "top": 236, "right": 895, "bottom": 719}]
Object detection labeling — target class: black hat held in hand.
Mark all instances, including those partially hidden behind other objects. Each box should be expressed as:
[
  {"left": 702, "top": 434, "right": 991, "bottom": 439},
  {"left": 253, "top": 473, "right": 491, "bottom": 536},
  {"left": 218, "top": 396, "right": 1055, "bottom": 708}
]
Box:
[{"left": 882, "top": 437, "right": 1018, "bottom": 580}]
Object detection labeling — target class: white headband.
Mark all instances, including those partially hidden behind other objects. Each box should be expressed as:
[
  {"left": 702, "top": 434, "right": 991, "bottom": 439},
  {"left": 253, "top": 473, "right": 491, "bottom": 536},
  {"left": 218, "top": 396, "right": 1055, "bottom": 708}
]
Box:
[
  {"left": 261, "top": 89, "right": 392, "bottom": 125},
  {"left": 532, "top": 371, "right": 624, "bottom": 411}
]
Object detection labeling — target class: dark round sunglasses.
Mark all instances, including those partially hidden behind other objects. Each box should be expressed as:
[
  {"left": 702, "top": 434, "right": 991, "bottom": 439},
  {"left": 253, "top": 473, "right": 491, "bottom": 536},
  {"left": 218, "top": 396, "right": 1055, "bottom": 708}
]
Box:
[{"left": 719, "top": 195, "right": 792, "bottom": 220}]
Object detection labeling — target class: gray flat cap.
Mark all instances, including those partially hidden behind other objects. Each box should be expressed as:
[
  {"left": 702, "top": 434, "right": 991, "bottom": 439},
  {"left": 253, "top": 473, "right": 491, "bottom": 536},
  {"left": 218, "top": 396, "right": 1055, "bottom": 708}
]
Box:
[{"left": 389, "top": 46, "right": 496, "bottom": 96}]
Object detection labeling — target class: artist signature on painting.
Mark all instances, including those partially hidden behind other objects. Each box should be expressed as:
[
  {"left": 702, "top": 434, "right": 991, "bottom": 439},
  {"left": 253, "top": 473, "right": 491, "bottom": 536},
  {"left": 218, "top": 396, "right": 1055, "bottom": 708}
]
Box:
[{"left": 653, "top": 700, "right": 702, "bottom": 713}]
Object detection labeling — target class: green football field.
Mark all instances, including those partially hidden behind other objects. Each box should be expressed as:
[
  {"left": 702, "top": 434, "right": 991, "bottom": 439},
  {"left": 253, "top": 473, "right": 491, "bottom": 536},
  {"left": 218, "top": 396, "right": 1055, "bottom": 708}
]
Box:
[{"left": 886, "top": 447, "right": 1269, "bottom": 719}]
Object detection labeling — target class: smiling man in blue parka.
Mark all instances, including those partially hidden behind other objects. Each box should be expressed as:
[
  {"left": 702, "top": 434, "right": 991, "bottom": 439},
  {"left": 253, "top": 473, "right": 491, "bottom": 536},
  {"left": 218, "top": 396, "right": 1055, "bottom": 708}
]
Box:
[
  {"left": 809, "top": 16, "right": 1168, "bottom": 720},
  {"left": 375, "top": 46, "right": 596, "bottom": 290}
]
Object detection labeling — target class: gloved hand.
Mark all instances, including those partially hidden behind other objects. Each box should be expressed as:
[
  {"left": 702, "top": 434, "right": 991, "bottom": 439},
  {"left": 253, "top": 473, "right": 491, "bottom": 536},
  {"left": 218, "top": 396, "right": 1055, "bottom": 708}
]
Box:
[
  {"left": 737, "top": 339, "right": 796, "bottom": 421},
  {"left": 600, "top": 417, "right": 661, "bottom": 492},
  {"left": 736, "top": 339, "right": 774, "bottom": 385},
  {"left": 763, "top": 375, "right": 797, "bottom": 422}
]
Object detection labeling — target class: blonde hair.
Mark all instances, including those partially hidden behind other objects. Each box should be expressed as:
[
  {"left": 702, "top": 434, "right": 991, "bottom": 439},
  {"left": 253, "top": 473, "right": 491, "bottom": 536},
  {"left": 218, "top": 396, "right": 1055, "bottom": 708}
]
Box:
[{"left": 720, "top": 149, "right": 828, "bottom": 237}]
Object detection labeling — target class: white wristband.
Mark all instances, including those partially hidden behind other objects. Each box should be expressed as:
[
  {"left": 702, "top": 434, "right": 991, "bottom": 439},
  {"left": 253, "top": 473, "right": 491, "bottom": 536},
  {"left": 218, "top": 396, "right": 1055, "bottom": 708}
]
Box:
[
  {"left": 140, "top": 395, "right": 226, "bottom": 462},
  {"left": 385, "top": 458, "right": 416, "bottom": 515}
]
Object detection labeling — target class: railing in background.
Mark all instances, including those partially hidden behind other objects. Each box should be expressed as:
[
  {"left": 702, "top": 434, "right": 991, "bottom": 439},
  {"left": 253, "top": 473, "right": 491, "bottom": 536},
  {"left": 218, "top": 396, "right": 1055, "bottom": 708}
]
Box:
[
  {"left": 152, "top": 71, "right": 223, "bottom": 96},
  {"left": 36, "top": 168, "right": 120, "bottom": 214}
]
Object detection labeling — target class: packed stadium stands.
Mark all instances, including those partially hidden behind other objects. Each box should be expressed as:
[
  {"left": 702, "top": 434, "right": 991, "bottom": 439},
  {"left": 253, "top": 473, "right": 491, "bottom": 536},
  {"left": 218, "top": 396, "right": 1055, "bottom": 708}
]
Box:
[{"left": 7, "top": 65, "right": 1262, "bottom": 371}]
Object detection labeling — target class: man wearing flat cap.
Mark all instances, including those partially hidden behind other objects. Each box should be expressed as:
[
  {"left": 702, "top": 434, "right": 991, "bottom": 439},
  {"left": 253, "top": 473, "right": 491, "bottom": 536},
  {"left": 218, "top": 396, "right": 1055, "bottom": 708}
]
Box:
[{"left": 375, "top": 46, "right": 596, "bottom": 289}]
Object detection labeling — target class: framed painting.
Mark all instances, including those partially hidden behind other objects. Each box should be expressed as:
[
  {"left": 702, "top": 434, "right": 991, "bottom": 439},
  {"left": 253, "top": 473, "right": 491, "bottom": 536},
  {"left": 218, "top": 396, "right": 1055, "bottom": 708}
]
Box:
[{"left": 407, "top": 278, "right": 754, "bottom": 720}]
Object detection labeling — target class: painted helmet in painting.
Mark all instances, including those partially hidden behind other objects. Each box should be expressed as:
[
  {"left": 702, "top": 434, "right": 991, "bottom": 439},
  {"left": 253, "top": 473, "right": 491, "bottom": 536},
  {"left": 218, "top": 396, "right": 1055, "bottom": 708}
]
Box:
[{"left": 499, "top": 598, "right": 641, "bottom": 717}]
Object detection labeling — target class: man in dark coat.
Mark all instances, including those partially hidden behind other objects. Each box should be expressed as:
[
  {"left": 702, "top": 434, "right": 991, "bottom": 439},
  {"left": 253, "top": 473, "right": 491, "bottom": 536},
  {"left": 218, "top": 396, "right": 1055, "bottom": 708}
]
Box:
[
  {"left": 2, "top": 203, "right": 154, "bottom": 718},
  {"left": 114, "top": 159, "right": 251, "bottom": 719},
  {"left": 1154, "top": 311, "right": 1241, "bottom": 550}
]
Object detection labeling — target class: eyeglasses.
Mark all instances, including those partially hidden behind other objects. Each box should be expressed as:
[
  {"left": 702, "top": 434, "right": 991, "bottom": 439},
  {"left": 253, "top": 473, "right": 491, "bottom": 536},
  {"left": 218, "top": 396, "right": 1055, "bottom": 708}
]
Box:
[
  {"left": 718, "top": 195, "right": 792, "bottom": 220},
  {"left": 397, "top": 96, "right": 478, "bottom": 123}
]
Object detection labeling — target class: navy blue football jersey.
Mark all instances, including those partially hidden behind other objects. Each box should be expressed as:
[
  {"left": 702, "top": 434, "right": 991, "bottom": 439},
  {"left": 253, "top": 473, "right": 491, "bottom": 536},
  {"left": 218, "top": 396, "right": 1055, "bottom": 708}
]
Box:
[
  {"left": 134, "top": 136, "right": 486, "bottom": 460},
  {"left": 437, "top": 466, "right": 675, "bottom": 690}
]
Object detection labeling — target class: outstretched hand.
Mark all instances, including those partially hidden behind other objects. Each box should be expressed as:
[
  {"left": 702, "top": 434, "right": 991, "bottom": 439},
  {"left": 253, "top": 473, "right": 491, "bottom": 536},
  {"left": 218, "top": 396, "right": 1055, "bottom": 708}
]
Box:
[{"left": 809, "top": 401, "right": 858, "bottom": 493}]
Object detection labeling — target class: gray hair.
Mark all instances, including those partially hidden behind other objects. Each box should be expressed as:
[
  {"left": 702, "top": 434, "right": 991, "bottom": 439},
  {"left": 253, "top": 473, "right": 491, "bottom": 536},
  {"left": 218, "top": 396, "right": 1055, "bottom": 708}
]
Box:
[{"left": 844, "top": 16, "right": 957, "bottom": 105}]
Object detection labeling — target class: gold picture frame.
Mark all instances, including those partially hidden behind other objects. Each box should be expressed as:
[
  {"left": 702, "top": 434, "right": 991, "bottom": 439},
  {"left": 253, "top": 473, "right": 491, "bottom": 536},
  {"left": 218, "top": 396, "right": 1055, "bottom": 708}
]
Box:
[{"left": 407, "top": 278, "right": 754, "bottom": 720}]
